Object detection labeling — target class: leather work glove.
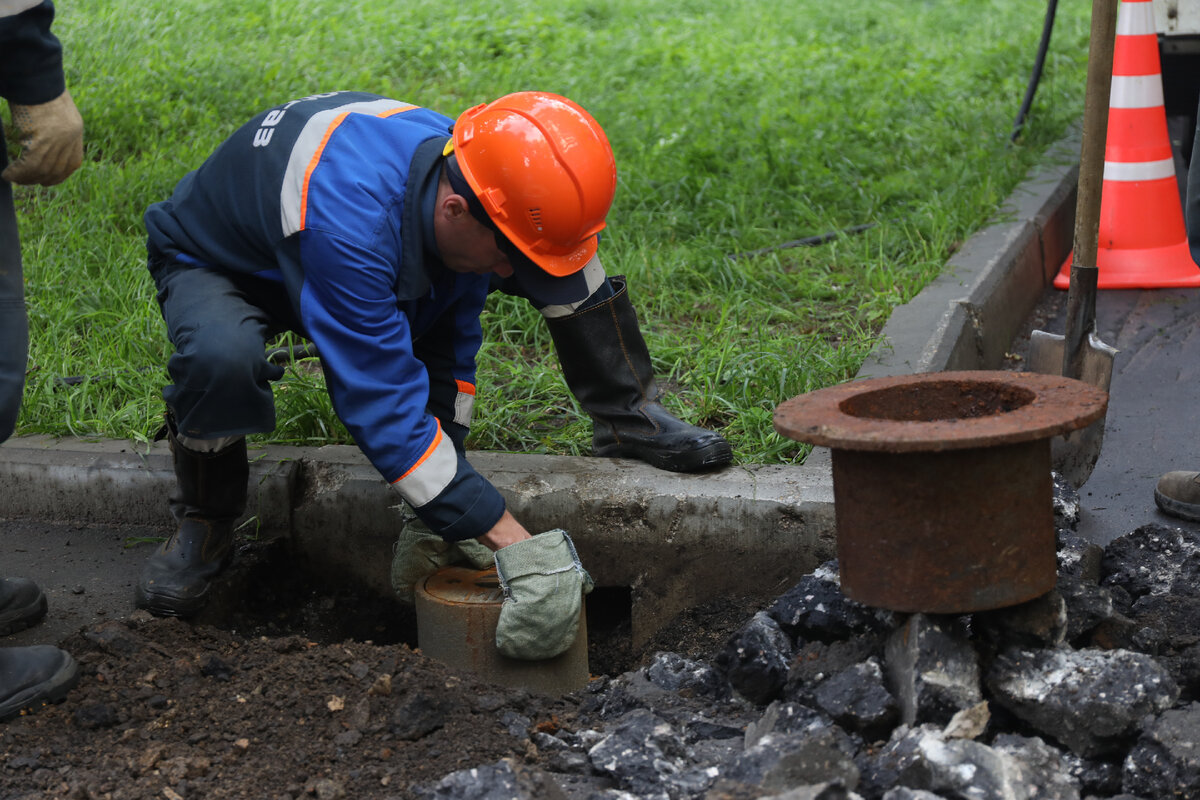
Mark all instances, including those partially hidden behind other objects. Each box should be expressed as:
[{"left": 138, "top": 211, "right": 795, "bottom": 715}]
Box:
[
  {"left": 494, "top": 529, "right": 594, "bottom": 661},
  {"left": 3, "top": 90, "right": 84, "bottom": 186},
  {"left": 390, "top": 516, "right": 494, "bottom": 604}
]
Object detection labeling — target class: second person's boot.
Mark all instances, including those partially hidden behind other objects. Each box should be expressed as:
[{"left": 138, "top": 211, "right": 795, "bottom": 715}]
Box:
[
  {"left": 0, "top": 577, "right": 47, "bottom": 636},
  {"left": 1154, "top": 470, "right": 1200, "bottom": 522},
  {"left": 0, "top": 645, "right": 78, "bottom": 722},
  {"left": 545, "top": 276, "right": 732, "bottom": 473},
  {"left": 135, "top": 426, "right": 248, "bottom": 617}
]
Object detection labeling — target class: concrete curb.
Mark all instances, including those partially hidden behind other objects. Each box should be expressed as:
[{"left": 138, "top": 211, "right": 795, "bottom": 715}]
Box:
[{"left": 0, "top": 129, "right": 1080, "bottom": 645}]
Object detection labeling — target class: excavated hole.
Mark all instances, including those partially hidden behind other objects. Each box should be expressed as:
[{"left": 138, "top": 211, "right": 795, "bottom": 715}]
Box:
[
  {"left": 201, "top": 537, "right": 645, "bottom": 677},
  {"left": 839, "top": 379, "right": 1035, "bottom": 421}
]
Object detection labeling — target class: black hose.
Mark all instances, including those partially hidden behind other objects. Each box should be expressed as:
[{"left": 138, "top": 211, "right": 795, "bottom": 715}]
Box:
[
  {"left": 1012, "top": 0, "right": 1060, "bottom": 143},
  {"left": 725, "top": 222, "right": 878, "bottom": 261},
  {"left": 266, "top": 342, "right": 320, "bottom": 364},
  {"left": 52, "top": 343, "right": 319, "bottom": 387}
]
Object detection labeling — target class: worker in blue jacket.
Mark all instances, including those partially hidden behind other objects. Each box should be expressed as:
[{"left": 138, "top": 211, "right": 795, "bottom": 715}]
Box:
[
  {"left": 0, "top": 0, "right": 83, "bottom": 720},
  {"left": 137, "top": 90, "right": 728, "bottom": 660}
]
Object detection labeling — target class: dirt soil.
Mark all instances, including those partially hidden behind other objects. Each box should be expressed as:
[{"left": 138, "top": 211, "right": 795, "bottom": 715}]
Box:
[{"left": 0, "top": 543, "right": 754, "bottom": 800}]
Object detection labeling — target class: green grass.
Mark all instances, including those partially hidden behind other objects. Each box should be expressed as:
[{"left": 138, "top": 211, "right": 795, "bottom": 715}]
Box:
[{"left": 8, "top": 0, "right": 1091, "bottom": 464}]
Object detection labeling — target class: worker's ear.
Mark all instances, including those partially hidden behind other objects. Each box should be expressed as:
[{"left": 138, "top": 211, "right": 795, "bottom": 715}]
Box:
[{"left": 442, "top": 193, "right": 471, "bottom": 220}]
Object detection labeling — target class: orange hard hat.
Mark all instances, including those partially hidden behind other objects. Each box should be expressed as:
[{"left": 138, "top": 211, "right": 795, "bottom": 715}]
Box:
[{"left": 450, "top": 91, "right": 617, "bottom": 279}]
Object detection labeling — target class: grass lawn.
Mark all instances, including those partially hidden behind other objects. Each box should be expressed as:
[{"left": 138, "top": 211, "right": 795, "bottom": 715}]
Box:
[{"left": 8, "top": 0, "right": 1091, "bottom": 464}]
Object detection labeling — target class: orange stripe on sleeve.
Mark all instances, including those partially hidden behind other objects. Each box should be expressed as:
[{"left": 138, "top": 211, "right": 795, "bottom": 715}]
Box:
[
  {"left": 455, "top": 380, "right": 477, "bottom": 396},
  {"left": 378, "top": 104, "right": 417, "bottom": 118},
  {"left": 394, "top": 425, "right": 444, "bottom": 483}
]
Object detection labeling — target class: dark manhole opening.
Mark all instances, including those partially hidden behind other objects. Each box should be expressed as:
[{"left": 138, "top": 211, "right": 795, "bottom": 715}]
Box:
[
  {"left": 201, "top": 537, "right": 643, "bottom": 677},
  {"left": 839, "top": 379, "right": 1036, "bottom": 421}
]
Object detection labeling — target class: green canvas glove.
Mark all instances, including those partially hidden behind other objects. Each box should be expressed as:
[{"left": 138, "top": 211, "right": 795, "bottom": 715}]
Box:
[
  {"left": 390, "top": 517, "right": 494, "bottom": 604},
  {"left": 493, "top": 529, "right": 594, "bottom": 661}
]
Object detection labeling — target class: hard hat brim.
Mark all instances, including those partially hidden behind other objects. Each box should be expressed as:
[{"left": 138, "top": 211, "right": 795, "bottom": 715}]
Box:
[{"left": 502, "top": 236, "right": 598, "bottom": 306}]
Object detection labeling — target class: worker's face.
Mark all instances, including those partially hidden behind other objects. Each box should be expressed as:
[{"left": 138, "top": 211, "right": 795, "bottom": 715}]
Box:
[
  {"left": 435, "top": 192, "right": 515, "bottom": 278},
  {"left": 447, "top": 222, "right": 515, "bottom": 278}
]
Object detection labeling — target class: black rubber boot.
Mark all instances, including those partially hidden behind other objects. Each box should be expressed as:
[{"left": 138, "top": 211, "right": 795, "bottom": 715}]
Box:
[
  {"left": 546, "top": 276, "right": 733, "bottom": 472},
  {"left": 0, "top": 577, "right": 47, "bottom": 636},
  {"left": 0, "top": 645, "right": 78, "bottom": 722},
  {"left": 135, "top": 427, "right": 248, "bottom": 618}
]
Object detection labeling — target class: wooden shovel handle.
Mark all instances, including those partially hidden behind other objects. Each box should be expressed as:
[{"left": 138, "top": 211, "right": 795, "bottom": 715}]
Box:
[
  {"left": 1073, "top": 0, "right": 1117, "bottom": 267},
  {"left": 1063, "top": 0, "right": 1118, "bottom": 379}
]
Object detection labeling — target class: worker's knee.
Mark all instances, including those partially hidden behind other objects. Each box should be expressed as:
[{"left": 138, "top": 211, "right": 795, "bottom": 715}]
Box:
[
  {"left": 164, "top": 328, "right": 283, "bottom": 437},
  {"left": 171, "top": 331, "right": 282, "bottom": 392}
]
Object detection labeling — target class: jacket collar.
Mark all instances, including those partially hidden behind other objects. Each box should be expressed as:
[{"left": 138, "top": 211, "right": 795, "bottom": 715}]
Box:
[{"left": 397, "top": 135, "right": 451, "bottom": 301}]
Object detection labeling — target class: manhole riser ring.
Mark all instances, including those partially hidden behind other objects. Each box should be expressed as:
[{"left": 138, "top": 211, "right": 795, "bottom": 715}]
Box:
[
  {"left": 831, "top": 441, "right": 1055, "bottom": 612},
  {"left": 414, "top": 566, "right": 590, "bottom": 695},
  {"left": 774, "top": 371, "right": 1108, "bottom": 613}
]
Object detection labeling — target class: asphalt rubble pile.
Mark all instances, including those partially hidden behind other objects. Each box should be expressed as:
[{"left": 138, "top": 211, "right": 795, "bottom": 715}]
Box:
[{"left": 416, "top": 474, "right": 1200, "bottom": 800}]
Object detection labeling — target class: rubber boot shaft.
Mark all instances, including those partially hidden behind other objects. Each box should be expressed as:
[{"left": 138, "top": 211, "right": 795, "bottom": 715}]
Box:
[
  {"left": 546, "top": 276, "right": 732, "bottom": 472},
  {"left": 136, "top": 429, "right": 248, "bottom": 617}
]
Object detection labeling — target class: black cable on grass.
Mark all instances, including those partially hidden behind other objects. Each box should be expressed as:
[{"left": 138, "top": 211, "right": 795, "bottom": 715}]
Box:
[
  {"left": 51, "top": 367, "right": 160, "bottom": 388},
  {"left": 1012, "top": 0, "right": 1060, "bottom": 143},
  {"left": 52, "top": 343, "right": 320, "bottom": 387},
  {"left": 266, "top": 342, "right": 320, "bottom": 364},
  {"left": 725, "top": 222, "right": 878, "bottom": 261}
]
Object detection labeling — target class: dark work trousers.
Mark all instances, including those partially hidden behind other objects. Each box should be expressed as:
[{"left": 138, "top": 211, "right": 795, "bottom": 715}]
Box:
[
  {"left": 149, "top": 256, "right": 300, "bottom": 440},
  {"left": 153, "top": 254, "right": 617, "bottom": 441},
  {"left": 0, "top": 125, "right": 28, "bottom": 442}
]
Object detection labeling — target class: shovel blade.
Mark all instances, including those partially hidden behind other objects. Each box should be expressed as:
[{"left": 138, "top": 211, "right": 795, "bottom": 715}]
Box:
[{"left": 1026, "top": 329, "right": 1117, "bottom": 489}]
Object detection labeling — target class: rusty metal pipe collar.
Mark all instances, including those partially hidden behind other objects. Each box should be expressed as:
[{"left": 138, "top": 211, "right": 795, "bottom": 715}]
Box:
[{"left": 774, "top": 371, "right": 1107, "bottom": 613}]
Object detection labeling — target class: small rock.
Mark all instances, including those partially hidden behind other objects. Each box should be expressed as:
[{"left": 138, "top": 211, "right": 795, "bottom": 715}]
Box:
[
  {"left": 722, "top": 729, "right": 860, "bottom": 794},
  {"left": 390, "top": 693, "right": 450, "bottom": 741},
  {"left": 987, "top": 646, "right": 1179, "bottom": 758},
  {"left": 885, "top": 614, "right": 982, "bottom": 727},
  {"left": 716, "top": 611, "right": 793, "bottom": 705},
  {"left": 767, "top": 561, "right": 895, "bottom": 643},
  {"left": 587, "top": 708, "right": 689, "bottom": 796},
  {"left": 812, "top": 657, "right": 898, "bottom": 741},
  {"left": 1122, "top": 701, "right": 1200, "bottom": 798},
  {"left": 973, "top": 590, "right": 1068, "bottom": 650},
  {"left": 412, "top": 758, "right": 567, "bottom": 800},
  {"left": 1101, "top": 524, "right": 1200, "bottom": 600}
]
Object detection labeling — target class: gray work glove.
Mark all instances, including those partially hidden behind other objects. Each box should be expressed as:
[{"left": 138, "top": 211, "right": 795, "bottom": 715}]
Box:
[
  {"left": 494, "top": 529, "right": 594, "bottom": 661},
  {"left": 3, "top": 90, "right": 84, "bottom": 186},
  {"left": 390, "top": 517, "right": 494, "bottom": 604}
]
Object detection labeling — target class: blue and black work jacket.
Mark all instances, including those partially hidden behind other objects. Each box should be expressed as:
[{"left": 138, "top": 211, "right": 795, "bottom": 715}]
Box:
[
  {"left": 0, "top": 0, "right": 66, "bottom": 105},
  {"left": 144, "top": 92, "right": 505, "bottom": 542}
]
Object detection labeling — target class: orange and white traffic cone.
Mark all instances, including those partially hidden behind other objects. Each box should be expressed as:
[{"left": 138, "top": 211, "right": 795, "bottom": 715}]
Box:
[{"left": 1053, "top": 0, "right": 1200, "bottom": 289}]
